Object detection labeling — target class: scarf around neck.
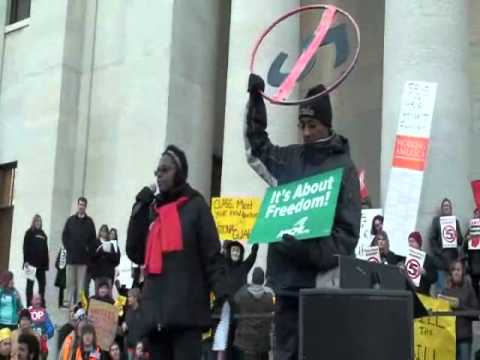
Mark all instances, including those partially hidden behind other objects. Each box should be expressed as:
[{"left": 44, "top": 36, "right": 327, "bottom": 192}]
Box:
[{"left": 144, "top": 193, "right": 190, "bottom": 275}]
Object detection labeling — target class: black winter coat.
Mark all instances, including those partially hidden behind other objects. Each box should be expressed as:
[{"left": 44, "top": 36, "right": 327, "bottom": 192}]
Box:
[
  {"left": 464, "top": 227, "right": 480, "bottom": 276},
  {"left": 126, "top": 185, "right": 226, "bottom": 331},
  {"left": 417, "top": 254, "right": 438, "bottom": 295},
  {"left": 62, "top": 214, "right": 96, "bottom": 265},
  {"left": 429, "top": 216, "right": 463, "bottom": 271},
  {"left": 23, "top": 228, "right": 49, "bottom": 270},
  {"left": 224, "top": 241, "right": 258, "bottom": 299},
  {"left": 245, "top": 94, "right": 361, "bottom": 292},
  {"left": 89, "top": 239, "right": 121, "bottom": 280}
]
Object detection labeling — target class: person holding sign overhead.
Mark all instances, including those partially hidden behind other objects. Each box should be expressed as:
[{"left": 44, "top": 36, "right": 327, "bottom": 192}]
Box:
[
  {"left": 429, "top": 198, "right": 464, "bottom": 293},
  {"left": 246, "top": 74, "right": 361, "bottom": 360}
]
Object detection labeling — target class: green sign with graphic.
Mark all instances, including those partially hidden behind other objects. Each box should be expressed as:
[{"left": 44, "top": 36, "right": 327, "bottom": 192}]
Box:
[{"left": 249, "top": 168, "right": 344, "bottom": 244}]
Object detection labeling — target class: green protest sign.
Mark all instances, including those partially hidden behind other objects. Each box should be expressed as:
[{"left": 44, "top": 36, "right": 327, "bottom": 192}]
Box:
[{"left": 249, "top": 168, "right": 343, "bottom": 244}]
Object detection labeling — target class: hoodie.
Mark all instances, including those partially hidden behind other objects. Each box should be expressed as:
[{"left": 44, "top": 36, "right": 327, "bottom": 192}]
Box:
[{"left": 224, "top": 241, "right": 258, "bottom": 298}]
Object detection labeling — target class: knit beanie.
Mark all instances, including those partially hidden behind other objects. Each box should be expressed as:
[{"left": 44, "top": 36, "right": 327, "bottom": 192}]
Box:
[
  {"left": 408, "top": 231, "right": 423, "bottom": 248},
  {"left": 163, "top": 145, "right": 189, "bottom": 184},
  {"left": 299, "top": 84, "right": 332, "bottom": 128},
  {"left": 0, "top": 328, "right": 11, "bottom": 343},
  {"left": 252, "top": 267, "right": 265, "bottom": 285}
]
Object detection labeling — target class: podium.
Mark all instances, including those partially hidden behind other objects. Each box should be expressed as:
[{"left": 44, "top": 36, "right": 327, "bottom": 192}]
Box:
[
  {"left": 299, "top": 288, "right": 414, "bottom": 360},
  {"left": 297, "top": 256, "right": 424, "bottom": 360}
]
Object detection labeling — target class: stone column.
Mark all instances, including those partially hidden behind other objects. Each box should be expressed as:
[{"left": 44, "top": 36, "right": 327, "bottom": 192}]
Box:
[
  {"left": 300, "top": 0, "right": 385, "bottom": 206},
  {"left": 221, "top": 0, "right": 300, "bottom": 269},
  {"left": 381, "top": 0, "right": 472, "bottom": 242}
]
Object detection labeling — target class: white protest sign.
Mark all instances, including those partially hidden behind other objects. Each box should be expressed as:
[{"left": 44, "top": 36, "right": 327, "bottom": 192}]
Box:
[
  {"left": 405, "top": 247, "right": 426, "bottom": 287},
  {"left": 440, "top": 216, "right": 457, "bottom": 249},
  {"left": 468, "top": 218, "right": 480, "bottom": 250},
  {"left": 356, "top": 209, "right": 383, "bottom": 258},
  {"left": 383, "top": 81, "right": 437, "bottom": 256},
  {"left": 359, "top": 246, "right": 381, "bottom": 264}
]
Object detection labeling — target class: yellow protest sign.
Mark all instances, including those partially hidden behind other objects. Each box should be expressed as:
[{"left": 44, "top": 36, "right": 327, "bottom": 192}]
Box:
[
  {"left": 414, "top": 294, "right": 456, "bottom": 360},
  {"left": 211, "top": 197, "right": 261, "bottom": 241}
]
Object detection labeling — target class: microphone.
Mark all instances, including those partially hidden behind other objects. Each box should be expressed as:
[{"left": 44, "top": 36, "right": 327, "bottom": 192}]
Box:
[{"left": 131, "top": 183, "right": 157, "bottom": 217}]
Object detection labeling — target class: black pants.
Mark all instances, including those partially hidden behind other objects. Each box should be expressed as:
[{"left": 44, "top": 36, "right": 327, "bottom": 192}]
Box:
[
  {"left": 274, "top": 296, "right": 299, "bottom": 360},
  {"left": 149, "top": 328, "right": 202, "bottom": 360},
  {"left": 26, "top": 269, "right": 46, "bottom": 307},
  {"left": 58, "top": 287, "right": 65, "bottom": 308}
]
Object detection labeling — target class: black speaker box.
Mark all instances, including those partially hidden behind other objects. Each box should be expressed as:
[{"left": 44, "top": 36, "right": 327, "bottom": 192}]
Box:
[{"left": 299, "top": 289, "right": 413, "bottom": 360}]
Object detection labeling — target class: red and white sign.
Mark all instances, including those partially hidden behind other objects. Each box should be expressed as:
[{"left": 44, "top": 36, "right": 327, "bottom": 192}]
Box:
[
  {"left": 383, "top": 81, "right": 437, "bottom": 256},
  {"left": 360, "top": 246, "right": 381, "bottom": 264},
  {"left": 358, "top": 169, "right": 369, "bottom": 200},
  {"left": 440, "top": 216, "right": 457, "bottom": 249},
  {"left": 468, "top": 218, "right": 480, "bottom": 250},
  {"left": 405, "top": 247, "right": 426, "bottom": 287}
]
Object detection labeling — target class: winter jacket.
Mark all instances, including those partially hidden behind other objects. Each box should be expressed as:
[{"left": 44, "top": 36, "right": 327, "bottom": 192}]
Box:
[
  {"left": 417, "top": 254, "right": 438, "bottom": 295},
  {"left": 429, "top": 216, "right": 463, "bottom": 271},
  {"left": 23, "top": 228, "right": 49, "bottom": 270},
  {"left": 233, "top": 285, "right": 274, "bottom": 353},
  {"left": 28, "top": 306, "right": 54, "bottom": 354},
  {"left": 244, "top": 93, "right": 361, "bottom": 292},
  {"left": 62, "top": 214, "right": 97, "bottom": 265},
  {"left": 126, "top": 184, "right": 226, "bottom": 331},
  {"left": 442, "top": 282, "right": 479, "bottom": 341},
  {"left": 464, "top": 226, "right": 480, "bottom": 276},
  {"left": 0, "top": 288, "right": 23, "bottom": 327},
  {"left": 224, "top": 241, "right": 258, "bottom": 299},
  {"left": 124, "top": 307, "right": 143, "bottom": 349},
  {"left": 88, "top": 238, "right": 121, "bottom": 280},
  {"left": 57, "top": 323, "right": 74, "bottom": 352},
  {"left": 60, "top": 333, "right": 104, "bottom": 360},
  {"left": 55, "top": 248, "right": 67, "bottom": 289}
]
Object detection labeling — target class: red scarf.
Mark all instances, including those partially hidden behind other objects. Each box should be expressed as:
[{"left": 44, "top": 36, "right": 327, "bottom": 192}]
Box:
[{"left": 144, "top": 196, "right": 188, "bottom": 275}]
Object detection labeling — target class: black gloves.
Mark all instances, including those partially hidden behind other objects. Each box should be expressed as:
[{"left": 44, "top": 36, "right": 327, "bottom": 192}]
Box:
[
  {"left": 248, "top": 74, "right": 265, "bottom": 95},
  {"left": 136, "top": 186, "right": 155, "bottom": 205}
]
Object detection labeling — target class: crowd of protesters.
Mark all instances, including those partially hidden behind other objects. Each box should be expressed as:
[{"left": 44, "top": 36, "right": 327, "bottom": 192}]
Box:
[{"left": 2, "top": 75, "right": 480, "bottom": 360}]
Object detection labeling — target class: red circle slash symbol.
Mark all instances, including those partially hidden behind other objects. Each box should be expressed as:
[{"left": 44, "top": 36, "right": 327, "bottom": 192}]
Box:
[
  {"left": 368, "top": 256, "right": 379, "bottom": 264},
  {"left": 443, "top": 225, "right": 457, "bottom": 243},
  {"left": 406, "top": 259, "right": 421, "bottom": 279}
]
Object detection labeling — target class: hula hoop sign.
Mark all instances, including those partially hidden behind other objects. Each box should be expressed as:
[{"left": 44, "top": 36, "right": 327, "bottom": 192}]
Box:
[{"left": 250, "top": 4, "right": 361, "bottom": 106}]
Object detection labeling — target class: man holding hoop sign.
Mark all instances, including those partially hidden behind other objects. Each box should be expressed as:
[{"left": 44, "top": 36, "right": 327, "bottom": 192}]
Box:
[{"left": 245, "top": 73, "right": 360, "bottom": 359}]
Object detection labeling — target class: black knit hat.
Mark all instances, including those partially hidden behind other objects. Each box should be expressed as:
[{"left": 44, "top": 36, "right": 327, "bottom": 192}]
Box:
[
  {"left": 163, "top": 145, "right": 189, "bottom": 184},
  {"left": 252, "top": 267, "right": 265, "bottom": 285},
  {"left": 299, "top": 84, "right": 332, "bottom": 128}
]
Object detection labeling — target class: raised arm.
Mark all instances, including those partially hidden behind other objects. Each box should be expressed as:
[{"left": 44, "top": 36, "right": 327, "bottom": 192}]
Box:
[{"left": 244, "top": 74, "right": 293, "bottom": 187}]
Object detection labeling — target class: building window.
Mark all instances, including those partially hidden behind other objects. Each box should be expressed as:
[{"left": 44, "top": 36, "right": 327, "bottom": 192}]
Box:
[
  {"left": 7, "top": 0, "right": 31, "bottom": 25},
  {"left": 0, "top": 162, "right": 16, "bottom": 208}
]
